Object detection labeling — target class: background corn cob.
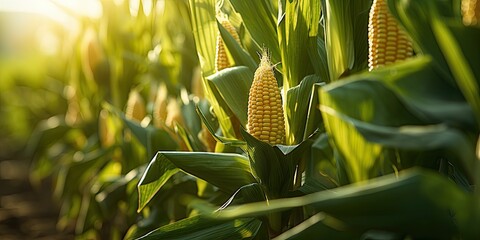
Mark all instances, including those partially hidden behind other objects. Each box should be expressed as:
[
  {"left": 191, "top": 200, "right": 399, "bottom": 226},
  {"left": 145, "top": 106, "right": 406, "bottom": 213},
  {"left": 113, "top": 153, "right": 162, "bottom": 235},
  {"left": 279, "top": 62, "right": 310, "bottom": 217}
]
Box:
[
  {"left": 215, "top": 19, "right": 241, "bottom": 72},
  {"left": 98, "top": 109, "right": 115, "bottom": 148},
  {"left": 247, "top": 52, "right": 285, "bottom": 145},
  {"left": 462, "top": 0, "right": 480, "bottom": 26},
  {"left": 368, "top": 0, "right": 413, "bottom": 71},
  {"left": 125, "top": 90, "right": 146, "bottom": 122},
  {"left": 153, "top": 83, "right": 169, "bottom": 128}
]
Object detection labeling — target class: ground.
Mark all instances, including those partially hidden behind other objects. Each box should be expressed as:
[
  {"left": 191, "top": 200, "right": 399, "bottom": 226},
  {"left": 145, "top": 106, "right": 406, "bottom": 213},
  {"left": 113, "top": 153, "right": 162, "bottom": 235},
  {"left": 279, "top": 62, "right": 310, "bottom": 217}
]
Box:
[{"left": 0, "top": 156, "right": 74, "bottom": 240}]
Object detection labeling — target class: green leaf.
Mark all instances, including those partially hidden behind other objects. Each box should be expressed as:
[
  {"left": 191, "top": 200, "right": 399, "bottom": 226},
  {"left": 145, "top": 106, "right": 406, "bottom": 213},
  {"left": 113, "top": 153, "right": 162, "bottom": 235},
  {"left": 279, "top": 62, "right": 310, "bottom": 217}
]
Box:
[
  {"left": 277, "top": 0, "right": 320, "bottom": 89},
  {"left": 137, "top": 151, "right": 256, "bottom": 211},
  {"left": 376, "top": 57, "right": 476, "bottom": 130},
  {"left": 104, "top": 103, "right": 178, "bottom": 157},
  {"left": 431, "top": 18, "right": 480, "bottom": 128},
  {"left": 241, "top": 129, "right": 312, "bottom": 198},
  {"left": 162, "top": 152, "right": 256, "bottom": 193},
  {"left": 196, "top": 105, "right": 246, "bottom": 148},
  {"left": 214, "top": 169, "right": 469, "bottom": 239},
  {"left": 230, "top": 0, "right": 280, "bottom": 64},
  {"left": 189, "top": 0, "right": 237, "bottom": 139},
  {"left": 219, "top": 183, "right": 267, "bottom": 210},
  {"left": 207, "top": 66, "right": 254, "bottom": 126},
  {"left": 285, "top": 75, "right": 322, "bottom": 144},
  {"left": 138, "top": 216, "right": 265, "bottom": 240},
  {"left": 387, "top": 0, "right": 463, "bottom": 84},
  {"left": 137, "top": 153, "right": 179, "bottom": 212},
  {"left": 308, "top": 36, "right": 330, "bottom": 82},
  {"left": 26, "top": 116, "right": 71, "bottom": 157},
  {"left": 188, "top": 0, "right": 217, "bottom": 76},
  {"left": 218, "top": 21, "right": 257, "bottom": 72},
  {"left": 273, "top": 212, "right": 359, "bottom": 240},
  {"left": 322, "top": 0, "right": 371, "bottom": 80}
]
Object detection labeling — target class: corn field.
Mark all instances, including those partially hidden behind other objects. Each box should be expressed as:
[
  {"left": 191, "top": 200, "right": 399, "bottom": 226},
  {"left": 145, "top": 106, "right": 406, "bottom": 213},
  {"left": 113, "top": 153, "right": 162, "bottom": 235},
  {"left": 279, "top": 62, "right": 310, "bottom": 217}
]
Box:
[{"left": 1, "top": 0, "right": 480, "bottom": 239}]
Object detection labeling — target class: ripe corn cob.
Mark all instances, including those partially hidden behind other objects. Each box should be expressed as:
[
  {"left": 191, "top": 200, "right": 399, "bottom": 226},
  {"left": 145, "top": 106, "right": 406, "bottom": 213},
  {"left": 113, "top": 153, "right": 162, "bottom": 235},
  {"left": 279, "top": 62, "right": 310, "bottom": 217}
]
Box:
[
  {"left": 64, "top": 85, "right": 82, "bottom": 126},
  {"left": 247, "top": 52, "right": 285, "bottom": 145},
  {"left": 198, "top": 126, "right": 217, "bottom": 152},
  {"left": 153, "top": 83, "right": 168, "bottom": 128},
  {"left": 462, "top": 0, "right": 480, "bottom": 26},
  {"left": 98, "top": 109, "right": 115, "bottom": 148},
  {"left": 215, "top": 19, "right": 241, "bottom": 72},
  {"left": 125, "top": 90, "right": 146, "bottom": 122},
  {"left": 368, "top": 0, "right": 413, "bottom": 71},
  {"left": 165, "top": 98, "right": 184, "bottom": 128}
]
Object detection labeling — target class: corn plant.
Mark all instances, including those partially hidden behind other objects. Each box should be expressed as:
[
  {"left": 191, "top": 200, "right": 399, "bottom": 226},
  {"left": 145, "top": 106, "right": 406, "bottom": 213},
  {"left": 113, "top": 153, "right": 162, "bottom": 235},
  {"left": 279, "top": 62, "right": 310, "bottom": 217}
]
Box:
[
  {"left": 27, "top": 0, "right": 204, "bottom": 239},
  {"left": 136, "top": 0, "right": 480, "bottom": 239}
]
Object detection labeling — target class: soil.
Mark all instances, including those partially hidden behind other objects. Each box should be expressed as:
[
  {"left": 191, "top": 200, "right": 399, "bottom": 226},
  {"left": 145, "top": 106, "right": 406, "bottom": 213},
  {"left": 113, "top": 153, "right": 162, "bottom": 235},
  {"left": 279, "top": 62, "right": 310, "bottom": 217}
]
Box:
[{"left": 0, "top": 156, "right": 74, "bottom": 240}]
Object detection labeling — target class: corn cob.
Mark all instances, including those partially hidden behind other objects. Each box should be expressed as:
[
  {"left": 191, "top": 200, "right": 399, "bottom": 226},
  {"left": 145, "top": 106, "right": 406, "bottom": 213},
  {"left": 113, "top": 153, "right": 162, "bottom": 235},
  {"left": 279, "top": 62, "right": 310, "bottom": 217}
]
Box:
[
  {"left": 198, "top": 126, "right": 217, "bottom": 152},
  {"left": 215, "top": 19, "right": 241, "bottom": 72},
  {"left": 98, "top": 109, "right": 115, "bottom": 148},
  {"left": 125, "top": 90, "right": 146, "bottom": 122},
  {"left": 462, "top": 0, "right": 480, "bottom": 26},
  {"left": 165, "top": 98, "right": 184, "bottom": 128},
  {"left": 368, "top": 0, "right": 413, "bottom": 71},
  {"left": 247, "top": 52, "right": 285, "bottom": 145},
  {"left": 153, "top": 83, "right": 168, "bottom": 128},
  {"left": 64, "top": 85, "right": 82, "bottom": 126}
]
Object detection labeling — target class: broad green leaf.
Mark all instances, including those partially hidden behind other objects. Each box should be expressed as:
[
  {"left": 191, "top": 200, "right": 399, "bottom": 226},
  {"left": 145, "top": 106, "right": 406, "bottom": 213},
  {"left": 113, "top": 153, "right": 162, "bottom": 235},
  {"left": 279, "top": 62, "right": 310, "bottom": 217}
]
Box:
[
  {"left": 277, "top": 0, "right": 319, "bottom": 90},
  {"left": 300, "top": 133, "right": 339, "bottom": 194},
  {"left": 303, "top": 82, "right": 325, "bottom": 140},
  {"left": 61, "top": 148, "right": 112, "bottom": 198},
  {"left": 104, "top": 102, "right": 178, "bottom": 156},
  {"left": 322, "top": 0, "right": 371, "bottom": 81},
  {"left": 431, "top": 18, "right": 480, "bottom": 128},
  {"left": 137, "top": 153, "right": 179, "bottom": 212},
  {"left": 308, "top": 36, "right": 330, "bottom": 82},
  {"left": 323, "top": 105, "right": 477, "bottom": 181},
  {"left": 387, "top": 0, "right": 458, "bottom": 83},
  {"left": 376, "top": 57, "right": 476, "bottom": 131},
  {"left": 138, "top": 216, "right": 266, "bottom": 240},
  {"left": 229, "top": 0, "right": 280, "bottom": 64},
  {"left": 214, "top": 169, "right": 469, "bottom": 238},
  {"left": 320, "top": 104, "right": 382, "bottom": 182},
  {"left": 188, "top": 0, "right": 217, "bottom": 76},
  {"left": 218, "top": 21, "right": 257, "bottom": 72},
  {"left": 96, "top": 168, "right": 140, "bottom": 219},
  {"left": 207, "top": 66, "right": 254, "bottom": 125},
  {"left": 196, "top": 105, "right": 246, "bottom": 148},
  {"left": 318, "top": 77, "right": 418, "bottom": 182},
  {"left": 189, "top": 0, "right": 236, "bottom": 139},
  {"left": 241, "top": 129, "right": 312, "bottom": 198},
  {"left": 219, "top": 183, "right": 267, "bottom": 210},
  {"left": 273, "top": 212, "right": 359, "bottom": 240},
  {"left": 285, "top": 75, "right": 322, "bottom": 144},
  {"left": 26, "top": 116, "right": 71, "bottom": 157},
  {"left": 137, "top": 151, "right": 256, "bottom": 211},
  {"left": 161, "top": 152, "right": 256, "bottom": 194}
]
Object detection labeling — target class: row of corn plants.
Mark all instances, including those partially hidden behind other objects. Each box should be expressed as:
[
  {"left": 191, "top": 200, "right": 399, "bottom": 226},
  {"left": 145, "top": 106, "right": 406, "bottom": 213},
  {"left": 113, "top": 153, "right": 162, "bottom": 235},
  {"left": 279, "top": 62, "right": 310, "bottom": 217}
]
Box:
[{"left": 28, "top": 0, "right": 480, "bottom": 239}]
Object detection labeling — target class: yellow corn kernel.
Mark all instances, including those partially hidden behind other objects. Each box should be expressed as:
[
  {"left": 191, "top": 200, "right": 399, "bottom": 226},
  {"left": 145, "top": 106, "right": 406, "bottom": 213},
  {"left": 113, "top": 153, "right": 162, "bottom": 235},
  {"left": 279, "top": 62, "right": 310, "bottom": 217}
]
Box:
[
  {"left": 462, "top": 0, "right": 480, "bottom": 26},
  {"left": 215, "top": 20, "right": 241, "bottom": 72},
  {"left": 368, "top": 0, "right": 413, "bottom": 71},
  {"left": 247, "top": 52, "right": 285, "bottom": 145},
  {"left": 125, "top": 90, "right": 146, "bottom": 122}
]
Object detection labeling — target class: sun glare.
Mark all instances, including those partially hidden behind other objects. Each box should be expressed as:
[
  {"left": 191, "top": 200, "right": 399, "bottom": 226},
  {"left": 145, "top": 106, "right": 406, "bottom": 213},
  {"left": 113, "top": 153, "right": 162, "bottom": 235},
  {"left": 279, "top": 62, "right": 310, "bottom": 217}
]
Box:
[{"left": 0, "top": 0, "right": 102, "bottom": 28}]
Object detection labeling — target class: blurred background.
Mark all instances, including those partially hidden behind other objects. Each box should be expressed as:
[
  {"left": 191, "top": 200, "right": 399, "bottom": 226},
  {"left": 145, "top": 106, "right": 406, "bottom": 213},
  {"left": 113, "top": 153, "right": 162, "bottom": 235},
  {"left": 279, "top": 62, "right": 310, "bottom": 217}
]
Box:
[
  {"left": 0, "top": 0, "right": 198, "bottom": 238},
  {"left": 0, "top": 1, "right": 104, "bottom": 238}
]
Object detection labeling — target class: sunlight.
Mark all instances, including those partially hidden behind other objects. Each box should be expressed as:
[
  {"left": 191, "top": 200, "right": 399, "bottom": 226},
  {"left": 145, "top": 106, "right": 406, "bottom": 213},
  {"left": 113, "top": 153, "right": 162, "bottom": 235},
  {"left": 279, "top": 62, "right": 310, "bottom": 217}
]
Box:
[{"left": 0, "top": 0, "right": 102, "bottom": 27}]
